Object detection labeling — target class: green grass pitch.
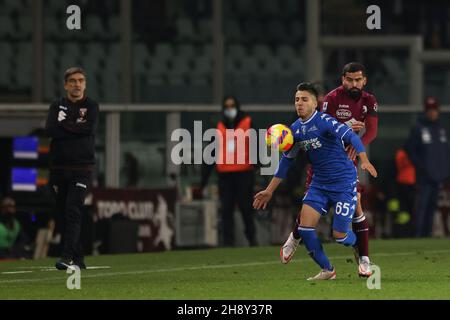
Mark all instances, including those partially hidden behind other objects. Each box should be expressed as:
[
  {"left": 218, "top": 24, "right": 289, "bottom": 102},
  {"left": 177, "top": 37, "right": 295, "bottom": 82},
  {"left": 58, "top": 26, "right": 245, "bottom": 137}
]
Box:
[{"left": 0, "top": 238, "right": 449, "bottom": 299}]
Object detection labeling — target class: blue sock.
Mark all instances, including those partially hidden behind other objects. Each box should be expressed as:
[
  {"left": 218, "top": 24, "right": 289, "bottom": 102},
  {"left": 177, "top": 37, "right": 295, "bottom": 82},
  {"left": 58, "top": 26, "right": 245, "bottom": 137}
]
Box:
[
  {"left": 335, "top": 230, "right": 357, "bottom": 247},
  {"left": 298, "top": 227, "right": 333, "bottom": 271}
]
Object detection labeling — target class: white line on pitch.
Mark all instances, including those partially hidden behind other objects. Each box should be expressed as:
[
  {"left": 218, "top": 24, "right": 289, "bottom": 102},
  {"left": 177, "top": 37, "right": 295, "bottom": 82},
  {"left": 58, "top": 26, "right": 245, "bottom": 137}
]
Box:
[{"left": 0, "top": 249, "right": 449, "bottom": 285}]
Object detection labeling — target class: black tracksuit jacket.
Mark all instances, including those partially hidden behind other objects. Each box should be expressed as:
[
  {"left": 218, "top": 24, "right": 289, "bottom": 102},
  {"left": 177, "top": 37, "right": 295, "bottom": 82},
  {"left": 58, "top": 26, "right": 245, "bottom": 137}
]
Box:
[{"left": 45, "top": 96, "right": 99, "bottom": 167}]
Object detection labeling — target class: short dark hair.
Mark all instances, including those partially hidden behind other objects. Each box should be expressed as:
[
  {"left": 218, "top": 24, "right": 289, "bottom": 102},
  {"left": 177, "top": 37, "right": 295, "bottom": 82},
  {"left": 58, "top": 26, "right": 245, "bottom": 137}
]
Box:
[
  {"left": 64, "top": 67, "right": 86, "bottom": 82},
  {"left": 296, "top": 82, "right": 318, "bottom": 100},
  {"left": 342, "top": 62, "right": 366, "bottom": 76},
  {"left": 222, "top": 95, "right": 240, "bottom": 110}
]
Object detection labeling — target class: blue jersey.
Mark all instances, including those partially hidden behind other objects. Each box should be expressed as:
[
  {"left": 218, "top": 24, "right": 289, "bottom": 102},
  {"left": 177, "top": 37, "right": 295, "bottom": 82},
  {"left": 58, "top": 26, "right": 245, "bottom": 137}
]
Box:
[{"left": 274, "top": 110, "right": 365, "bottom": 191}]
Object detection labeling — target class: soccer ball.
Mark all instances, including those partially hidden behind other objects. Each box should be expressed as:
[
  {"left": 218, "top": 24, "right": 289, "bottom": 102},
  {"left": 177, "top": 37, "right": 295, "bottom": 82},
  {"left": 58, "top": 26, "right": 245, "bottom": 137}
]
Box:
[{"left": 266, "top": 124, "right": 294, "bottom": 152}]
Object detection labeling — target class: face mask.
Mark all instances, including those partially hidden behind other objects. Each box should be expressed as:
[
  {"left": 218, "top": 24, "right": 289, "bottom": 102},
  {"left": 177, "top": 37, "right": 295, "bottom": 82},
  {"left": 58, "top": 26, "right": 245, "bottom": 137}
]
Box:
[
  {"left": 347, "top": 88, "right": 362, "bottom": 100},
  {"left": 224, "top": 108, "right": 237, "bottom": 119}
]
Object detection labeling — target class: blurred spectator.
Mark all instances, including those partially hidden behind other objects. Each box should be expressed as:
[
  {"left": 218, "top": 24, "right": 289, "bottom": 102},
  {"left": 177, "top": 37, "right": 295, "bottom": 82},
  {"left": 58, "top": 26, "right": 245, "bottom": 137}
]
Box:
[
  {"left": 424, "top": 0, "right": 448, "bottom": 49},
  {"left": 405, "top": 97, "right": 450, "bottom": 237},
  {"left": 201, "top": 96, "right": 257, "bottom": 247},
  {"left": 0, "top": 197, "right": 27, "bottom": 259},
  {"left": 123, "top": 152, "right": 139, "bottom": 187},
  {"left": 395, "top": 147, "right": 416, "bottom": 217},
  {"left": 438, "top": 182, "right": 450, "bottom": 237}
]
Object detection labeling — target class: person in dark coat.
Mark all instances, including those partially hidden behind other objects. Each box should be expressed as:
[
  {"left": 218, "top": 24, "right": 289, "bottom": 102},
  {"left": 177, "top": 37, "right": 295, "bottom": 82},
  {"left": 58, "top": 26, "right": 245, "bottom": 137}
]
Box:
[{"left": 405, "top": 97, "right": 449, "bottom": 237}]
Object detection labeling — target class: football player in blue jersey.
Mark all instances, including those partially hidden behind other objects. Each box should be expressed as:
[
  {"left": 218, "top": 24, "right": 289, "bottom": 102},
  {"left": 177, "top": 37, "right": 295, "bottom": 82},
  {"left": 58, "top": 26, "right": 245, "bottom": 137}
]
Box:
[{"left": 253, "top": 82, "right": 377, "bottom": 280}]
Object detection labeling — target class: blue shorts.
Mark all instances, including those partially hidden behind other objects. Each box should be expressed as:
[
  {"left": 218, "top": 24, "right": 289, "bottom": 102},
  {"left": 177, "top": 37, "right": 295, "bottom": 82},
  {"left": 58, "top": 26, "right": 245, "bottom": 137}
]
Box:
[{"left": 302, "top": 185, "right": 357, "bottom": 233}]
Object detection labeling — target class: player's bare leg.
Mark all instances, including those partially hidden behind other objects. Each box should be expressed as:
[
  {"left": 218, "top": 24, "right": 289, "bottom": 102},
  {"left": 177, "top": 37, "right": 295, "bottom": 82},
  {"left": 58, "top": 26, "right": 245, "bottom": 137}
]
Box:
[
  {"left": 352, "top": 192, "right": 372, "bottom": 277},
  {"left": 280, "top": 213, "right": 301, "bottom": 264}
]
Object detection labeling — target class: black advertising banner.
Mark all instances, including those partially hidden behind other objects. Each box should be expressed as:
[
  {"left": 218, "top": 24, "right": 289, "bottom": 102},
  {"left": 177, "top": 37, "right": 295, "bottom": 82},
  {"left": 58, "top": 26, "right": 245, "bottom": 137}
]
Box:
[{"left": 92, "top": 188, "right": 177, "bottom": 252}]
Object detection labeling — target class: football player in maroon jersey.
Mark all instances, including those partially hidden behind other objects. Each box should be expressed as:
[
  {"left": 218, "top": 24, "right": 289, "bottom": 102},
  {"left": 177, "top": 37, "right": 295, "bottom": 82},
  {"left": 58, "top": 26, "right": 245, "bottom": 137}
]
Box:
[{"left": 281, "top": 63, "right": 378, "bottom": 278}]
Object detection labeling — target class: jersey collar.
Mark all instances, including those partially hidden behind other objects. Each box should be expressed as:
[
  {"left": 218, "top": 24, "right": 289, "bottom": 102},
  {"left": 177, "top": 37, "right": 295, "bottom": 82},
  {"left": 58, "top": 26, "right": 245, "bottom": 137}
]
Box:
[{"left": 300, "top": 110, "right": 318, "bottom": 125}]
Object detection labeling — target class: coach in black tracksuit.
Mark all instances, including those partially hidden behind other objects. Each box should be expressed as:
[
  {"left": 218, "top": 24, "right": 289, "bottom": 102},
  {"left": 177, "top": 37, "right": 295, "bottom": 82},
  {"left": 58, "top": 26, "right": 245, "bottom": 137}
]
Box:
[{"left": 45, "top": 67, "right": 99, "bottom": 270}]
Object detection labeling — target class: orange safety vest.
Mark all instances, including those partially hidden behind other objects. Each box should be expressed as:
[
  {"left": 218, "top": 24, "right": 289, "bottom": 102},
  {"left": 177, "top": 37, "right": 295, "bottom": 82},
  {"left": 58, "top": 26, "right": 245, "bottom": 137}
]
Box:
[
  {"left": 395, "top": 149, "right": 416, "bottom": 185},
  {"left": 216, "top": 116, "right": 254, "bottom": 173}
]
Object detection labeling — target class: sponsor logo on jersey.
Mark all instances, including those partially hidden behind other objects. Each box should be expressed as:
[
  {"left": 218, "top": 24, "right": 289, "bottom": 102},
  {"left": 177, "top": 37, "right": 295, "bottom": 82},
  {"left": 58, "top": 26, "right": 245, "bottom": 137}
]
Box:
[
  {"left": 339, "top": 104, "right": 350, "bottom": 109},
  {"left": 59, "top": 105, "right": 68, "bottom": 110},
  {"left": 299, "top": 137, "right": 322, "bottom": 151},
  {"left": 308, "top": 125, "right": 318, "bottom": 132},
  {"left": 336, "top": 109, "right": 352, "bottom": 119}
]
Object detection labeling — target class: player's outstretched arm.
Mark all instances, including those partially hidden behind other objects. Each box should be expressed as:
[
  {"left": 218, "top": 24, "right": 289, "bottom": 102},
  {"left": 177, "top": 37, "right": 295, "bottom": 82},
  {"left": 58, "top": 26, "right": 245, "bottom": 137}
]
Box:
[
  {"left": 358, "top": 152, "right": 377, "bottom": 178},
  {"left": 254, "top": 143, "right": 296, "bottom": 210},
  {"left": 339, "top": 124, "right": 378, "bottom": 177},
  {"left": 253, "top": 177, "right": 282, "bottom": 210}
]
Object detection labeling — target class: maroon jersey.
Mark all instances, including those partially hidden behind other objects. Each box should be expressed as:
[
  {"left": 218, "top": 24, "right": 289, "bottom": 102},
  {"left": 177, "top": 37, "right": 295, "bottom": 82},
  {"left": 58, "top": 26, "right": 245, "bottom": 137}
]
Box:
[
  {"left": 322, "top": 85, "right": 378, "bottom": 125},
  {"left": 305, "top": 86, "right": 379, "bottom": 192}
]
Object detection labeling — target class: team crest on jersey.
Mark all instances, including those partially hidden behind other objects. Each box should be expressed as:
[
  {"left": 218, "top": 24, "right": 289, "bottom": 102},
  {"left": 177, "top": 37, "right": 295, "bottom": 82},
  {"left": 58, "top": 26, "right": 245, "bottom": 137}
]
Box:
[
  {"left": 322, "top": 102, "right": 328, "bottom": 112},
  {"left": 362, "top": 105, "right": 368, "bottom": 114},
  {"left": 301, "top": 125, "right": 307, "bottom": 135},
  {"left": 308, "top": 125, "right": 318, "bottom": 132},
  {"left": 373, "top": 103, "right": 378, "bottom": 112},
  {"left": 77, "top": 108, "right": 87, "bottom": 123},
  {"left": 79, "top": 108, "right": 87, "bottom": 117}
]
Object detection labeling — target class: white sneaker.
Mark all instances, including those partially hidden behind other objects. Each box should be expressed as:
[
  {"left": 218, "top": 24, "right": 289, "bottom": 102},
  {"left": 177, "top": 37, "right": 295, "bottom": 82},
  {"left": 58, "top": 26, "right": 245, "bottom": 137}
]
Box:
[
  {"left": 358, "top": 256, "right": 372, "bottom": 277},
  {"left": 307, "top": 268, "right": 337, "bottom": 281},
  {"left": 280, "top": 232, "right": 300, "bottom": 264}
]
